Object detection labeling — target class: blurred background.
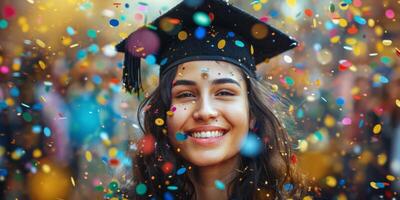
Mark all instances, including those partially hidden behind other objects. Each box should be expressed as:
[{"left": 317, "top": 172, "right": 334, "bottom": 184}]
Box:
[{"left": 0, "top": 0, "right": 399, "bottom": 199}]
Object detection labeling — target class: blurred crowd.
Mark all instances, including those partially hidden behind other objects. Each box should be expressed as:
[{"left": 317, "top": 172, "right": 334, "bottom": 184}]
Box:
[{"left": 0, "top": 0, "right": 399, "bottom": 199}]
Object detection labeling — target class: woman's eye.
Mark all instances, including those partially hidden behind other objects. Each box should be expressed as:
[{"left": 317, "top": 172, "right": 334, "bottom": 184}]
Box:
[
  {"left": 176, "top": 92, "right": 195, "bottom": 98},
  {"left": 216, "top": 90, "right": 234, "bottom": 96}
]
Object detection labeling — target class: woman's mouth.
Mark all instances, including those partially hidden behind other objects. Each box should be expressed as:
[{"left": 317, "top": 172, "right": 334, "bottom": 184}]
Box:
[{"left": 185, "top": 129, "right": 229, "bottom": 146}]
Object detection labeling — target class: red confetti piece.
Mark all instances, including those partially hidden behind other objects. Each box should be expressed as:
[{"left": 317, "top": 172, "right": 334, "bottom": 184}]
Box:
[
  {"left": 304, "top": 9, "right": 313, "bottom": 17},
  {"left": 109, "top": 158, "right": 120, "bottom": 166},
  {"left": 3, "top": 5, "right": 16, "bottom": 19},
  {"left": 347, "top": 25, "right": 358, "bottom": 35},
  {"left": 161, "top": 162, "right": 174, "bottom": 174},
  {"left": 259, "top": 16, "right": 269, "bottom": 23},
  {"left": 138, "top": 135, "right": 155, "bottom": 155},
  {"left": 339, "top": 60, "right": 352, "bottom": 71},
  {"left": 395, "top": 48, "right": 400, "bottom": 57},
  {"left": 290, "top": 154, "right": 297, "bottom": 164}
]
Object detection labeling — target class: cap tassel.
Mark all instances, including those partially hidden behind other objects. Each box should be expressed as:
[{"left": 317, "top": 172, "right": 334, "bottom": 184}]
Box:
[{"left": 123, "top": 52, "right": 143, "bottom": 97}]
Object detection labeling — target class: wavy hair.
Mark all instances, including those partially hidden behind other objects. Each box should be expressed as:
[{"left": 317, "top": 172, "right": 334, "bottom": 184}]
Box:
[{"left": 132, "top": 63, "right": 304, "bottom": 199}]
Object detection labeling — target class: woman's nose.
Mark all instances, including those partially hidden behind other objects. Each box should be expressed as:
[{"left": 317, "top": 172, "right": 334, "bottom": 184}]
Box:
[{"left": 192, "top": 96, "right": 219, "bottom": 121}]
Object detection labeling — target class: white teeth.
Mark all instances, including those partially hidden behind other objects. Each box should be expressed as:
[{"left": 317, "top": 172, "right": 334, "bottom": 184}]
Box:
[{"left": 191, "top": 131, "right": 224, "bottom": 138}]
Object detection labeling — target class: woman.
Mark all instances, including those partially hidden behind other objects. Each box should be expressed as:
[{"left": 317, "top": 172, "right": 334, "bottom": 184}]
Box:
[{"left": 117, "top": 0, "right": 304, "bottom": 199}]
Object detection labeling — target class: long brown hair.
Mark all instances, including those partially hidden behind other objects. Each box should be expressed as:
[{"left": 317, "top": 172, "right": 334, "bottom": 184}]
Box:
[{"left": 132, "top": 64, "right": 304, "bottom": 199}]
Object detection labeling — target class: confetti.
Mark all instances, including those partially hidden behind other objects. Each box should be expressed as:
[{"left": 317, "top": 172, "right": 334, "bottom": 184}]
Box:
[
  {"left": 372, "top": 124, "right": 382, "bottom": 134},
  {"left": 240, "top": 132, "right": 262, "bottom": 157},
  {"left": 71, "top": 177, "right": 76, "bottom": 187},
  {"left": 193, "top": 12, "right": 211, "bottom": 27},
  {"left": 85, "top": 150, "right": 92, "bottom": 162},
  {"left": 214, "top": 180, "right": 225, "bottom": 190},
  {"left": 155, "top": 118, "right": 164, "bottom": 126}
]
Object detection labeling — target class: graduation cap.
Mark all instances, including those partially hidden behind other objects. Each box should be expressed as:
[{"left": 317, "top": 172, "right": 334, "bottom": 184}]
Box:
[{"left": 116, "top": 0, "right": 298, "bottom": 95}]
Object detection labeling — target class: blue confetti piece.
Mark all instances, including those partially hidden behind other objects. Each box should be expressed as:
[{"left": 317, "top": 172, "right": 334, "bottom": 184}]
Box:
[
  {"left": 214, "top": 180, "right": 225, "bottom": 190},
  {"left": 176, "top": 167, "right": 187, "bottom": 175},
  {"left": 32, "top": 125, "right": 42, "bottom": 134},
  {"left": 0, "top": 168, "right": 8, "bottom": 176},
  {"left": 10, "top": 87, "right": 20, "bottom": 97},
  {"left": 167, "top": 185, "right": 178, "bottom": 190},
  {"left": 76, "top": 49, "right": 87, "bottom": 60},
  {"left": 336, "top": 97, "right": 345, "bottom": 106},
  {"left": 109, "top": 19, "right": 119, "bottom": 27},
  {"left": 0, "top": 19, "right": 8, "bottom": 29},
  {"left": 66, "top": 26, "right": 76, "bottom": 36},
  {"left": 44, "top": 127, "right": 51, "bottom": 137},
  {"left": 380, "top": 75, "right": 389, "bottom": 84},
  {"left": 296, "top": 108, "right": 304, "bottom": 119},
  {"left": 240, "top": 132, "right": 262, "bottom": 157},
  {"left": 283, "top": 183, "right": 294, "bottom": 191},
  {"left": 354, "top": 16, "right": 366, "bottom": 25},
  {"left": 269, "top": 10, "right": 279, "bottom": 18},
  {"left": 358, "top": 119, "right": 364, "bottom": 128},
  {"left": 87, "top": 29, "right": 97, "bottom": 38},
  {"left": 234, "top": 40, "right": 245, "bottom": 48},
  {"left": 339, "top": 179, "right": 346, "bottom": 186},
  {"left": 175, "top": 132, "right": 188, "bottom": 141},
  {"left": 92, "top": 75, "right": 102, "bottom": 85},
  {"left": 88, "top": 44, "right": 99, "bottom": 54},
  {"left": 145, "top": 54, "right": 157, "bottom": 65},
  {"left": 376, "top": 182, "right": 385, "bottom": 188},
  {"left": 194, "top": 27, "right": 206, "bottom": 39},
  {"left": 163, "top": 191, "right": 174, "bottom": 200},
  {"left": 125, "top": 3, "right": 130, "bottom": 8},
  {"left": 227, "top": 31, "right": 235, "bottom": 38},
  {"left": 160, "top": 58, "right": 168, "bottom": 66}
]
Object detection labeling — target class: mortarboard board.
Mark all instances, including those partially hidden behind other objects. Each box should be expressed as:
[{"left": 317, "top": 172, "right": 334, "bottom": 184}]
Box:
[{"left": 116, "top": 0, "right": 298, "bottom": 96}]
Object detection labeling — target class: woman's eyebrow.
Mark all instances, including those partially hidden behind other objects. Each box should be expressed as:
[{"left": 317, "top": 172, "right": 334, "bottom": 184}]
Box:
[{"left": 172, "top": 78, "right": 241, "bottom": 88}]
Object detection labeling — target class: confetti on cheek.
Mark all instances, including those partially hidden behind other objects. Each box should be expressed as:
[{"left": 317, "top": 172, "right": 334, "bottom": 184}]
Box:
[
  {"left": 175, "top": 131, "right": 188, "bottom": 141},
  {"left": 214, "top": 180, "right": 225, "bottom": 190},
  {"left": 109, "top": 19, "right": 119, "bottom": 27}
]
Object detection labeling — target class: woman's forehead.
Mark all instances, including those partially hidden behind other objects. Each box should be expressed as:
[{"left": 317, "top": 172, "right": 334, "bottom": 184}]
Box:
[{"left": 176, "top": 60, "right": 244, "bottom": 80}]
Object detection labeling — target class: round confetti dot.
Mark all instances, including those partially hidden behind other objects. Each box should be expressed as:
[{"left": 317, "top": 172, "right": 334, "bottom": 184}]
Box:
[
  {"left": 373, "top": 124, "right": 382, "bottom": 134},
  {"left": 326, "top": 176, "right": 337, "bottom": 187},
  {"left": 136, "top": 183, "right": 147, "bottom": 195},
  {"left": 283, "top": 183, "right": 294, "bottom": 191},
  {"left": 283, "top": 55, "right": 293, "bottom": 63},
  {"left": 385, "top": 9, "right": 395, "bottom": 19},
  {"left": 0, "top": 66, "right": 9, "bottom": 74},
  {"left": 162, "top": 162, "right": 174, "bottom": 174},
  {"left": 22, "top": 112, "right": 32, "bottom": 122},
  {"left": 176, "top": 167, "right": 187, "bottom": 175},
  {"left": 304, "top": 9, "right": 313, "bottom": 17},
  {"left": 217, "top": 39, "right": 226, "bottom": 49},
  {"left": 251, "top": 23, "right": 268, "bottom": 39},
  {"left": 66, "top": 26, "right": 76, "bottom": 35},
  {"left": 240, "top": 132, "right": 262, "bottom": 157},
  {"left": 0, "top": 19, "right": 8, "bottom": 29},
  {"left": 43, "top": 127, "right": 51, "bottom": 137},
  {"left": 85, "top": 151, "right": 92, "bottom": 162},
  {"left": 336, "top": 97, "right": 345, "bottom": 106},
  {"left": 194, "top": 27, "right": 206, "bottom": 39},
  {"left": 33, "top": 149, "right": 42, "bottom": 158},
  {"left": 109, "top": 19, "right": 119, "bottom": 27},
  {"left": 396, "top": 99, "right": 400, "bottom": 108},
  {"left": 155, "top": 118, "right": 164, "bottom": 126},
  {"left": 145, "top": 54, "right": 156, "bottom": 65},
  {"left": 252, "top": 3, "right": 262, "bottom": 11},
  {"left": 87, "top": 29, "right": 97, "bottom": 38},
  {"left": 109, "top": 181, "right": 119, "bottom": 191},
  {"left": 109, "top": 147, "right": 118, "bottom": 158},
  {"left": 214, "top": 180, "right": 225, "bottom": 190},
  {"left": 342, "top": 117, "right": 352, "bottom": 125},
  {"left": 178, "top": 31, "right": 188, "bottom": 41},
  {"left": 234, "top": 40, "right": 245, "bottom": 48},
  {"left": 193, "top": 11, "right": 211, "bottom": 26},
  {"left": 284, "top": 76, "right": 295, "bottom": 86}
]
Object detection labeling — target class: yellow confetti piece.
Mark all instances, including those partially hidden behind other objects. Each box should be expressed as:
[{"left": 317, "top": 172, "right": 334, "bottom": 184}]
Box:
[
  {"left": 166, "top": 110, "right": 174, "bottom": 116},
  {"left": 178, "top": 31, "right": 188, "bottom": 41},
  {"left": 338, "top": 19, "right": 348, "bottom": 27},
  {"left": 109, "top": 147, "right": 118, "bottom": 158},
  {"left": 62, "top": 37, "right": 72, "bottom": 46},
  {"left": 119, "top": 32, "right": 128, "bottom": 39},
  {"left": 326, "top": 176, "right": 337, "bottom": 187},
  {"left": 0, "top": 56, "right": 3, "bottom": 65},
  {"left": 155, "top": 118, "right": 164, "bottom": 126},
  {"left": 324, "top": 115, "right": 336, "bottom": 128},
  {"left": 396, "top": 99, "right": 400, "bottom": 108},
  {"left": 368, "top": 18, "right": 375, "bottom": 27},
  {"left": 373, "top": 124, "right": 382, "bottom": 134},
  {"left": 33, "top": 149, "right": 42, "bottom": 158},
  {"left": 345, "top": 38, "right": 357, "bottom": 46},
  {"left": 386, "top": 175, "right": 395, "bottom": 181},
  {"left": 382, "top": 40, "right": 392, "bottom": 46},
  {"left": 85, "top": 150, "right": 92, "bottom": 162},
  {"left": 287, "top": 0, "right": 296, "bottom": 8},
  {"left": 36, "top": 39, "right": 46, "bottom": 48},
  {"left": 71, "top": 176, "right": 76, "bottom": 187},
  {"left": 377, "top": 153, "right": 387, "bottom": 166},
  {"left": 260, "top": 0, "right": 268, "bottom": 3},
  {"left": 303, "top": 196, "right": 313, "bottom": 200},
  {"left": 250, "top": 45, "right": 254, "bottom": 55},
  {"left": 370, "top": 182, "right": 379, "bottom": 189},
  {"left": 217, "top": 39, "right": 226, "bottom": 49},
  {"left": 270, "top": 84, "right": 279, "bottom": 92},
  {"left": 253, "top": 3, "right": 262, "bottom": 11},
  {"left": 288, "top": 105, "right": 294, "bottom": 113},
  {"left": 330, "top": 36, "right": 340, "bottom": 44},
  {"left": 38, "top": 60, "right": 46, "bottom": 70},
  {"left": 42, "top": 164, "right": 51, "bottom": 173},
  {"left": 27, "top": 0, "right": 35, "bottom": 4},
  {"left": 5, "top": 98, "right": 15, "bottom": 106}
]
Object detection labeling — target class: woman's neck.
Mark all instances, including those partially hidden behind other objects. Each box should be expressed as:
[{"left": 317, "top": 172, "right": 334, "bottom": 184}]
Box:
[{"left": 190, "top": 155, "right": 241, "bottom": 200}]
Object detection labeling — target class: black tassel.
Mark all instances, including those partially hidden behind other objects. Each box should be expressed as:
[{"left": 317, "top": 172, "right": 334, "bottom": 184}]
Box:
[{"left": 116, "top": 40, "right": 143, "bottom": 97}]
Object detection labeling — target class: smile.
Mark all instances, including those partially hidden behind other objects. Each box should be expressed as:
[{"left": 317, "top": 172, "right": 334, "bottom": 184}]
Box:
[{"left": 190, "top": 130, "right": 225, "bottom": 138}]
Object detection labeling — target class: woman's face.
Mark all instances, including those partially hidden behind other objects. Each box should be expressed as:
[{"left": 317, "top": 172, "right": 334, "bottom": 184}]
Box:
[{"left": 167, "top": 60, "right": 252, "bottom": 167}]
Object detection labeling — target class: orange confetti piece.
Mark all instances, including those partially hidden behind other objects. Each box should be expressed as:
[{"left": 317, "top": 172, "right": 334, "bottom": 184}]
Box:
[{"left": 304, "top": 9, "right": 313, "bottom": 17}]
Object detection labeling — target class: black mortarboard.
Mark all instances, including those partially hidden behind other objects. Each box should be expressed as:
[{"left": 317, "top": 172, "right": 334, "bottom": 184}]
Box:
[{"left": 116, "top": 0, "right": 298, "bottom": 95}]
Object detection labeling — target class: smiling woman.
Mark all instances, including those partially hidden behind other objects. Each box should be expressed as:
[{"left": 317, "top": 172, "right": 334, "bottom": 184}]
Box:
[{"left": 116, "top": 0, "right": 304, "bottom": 199}]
